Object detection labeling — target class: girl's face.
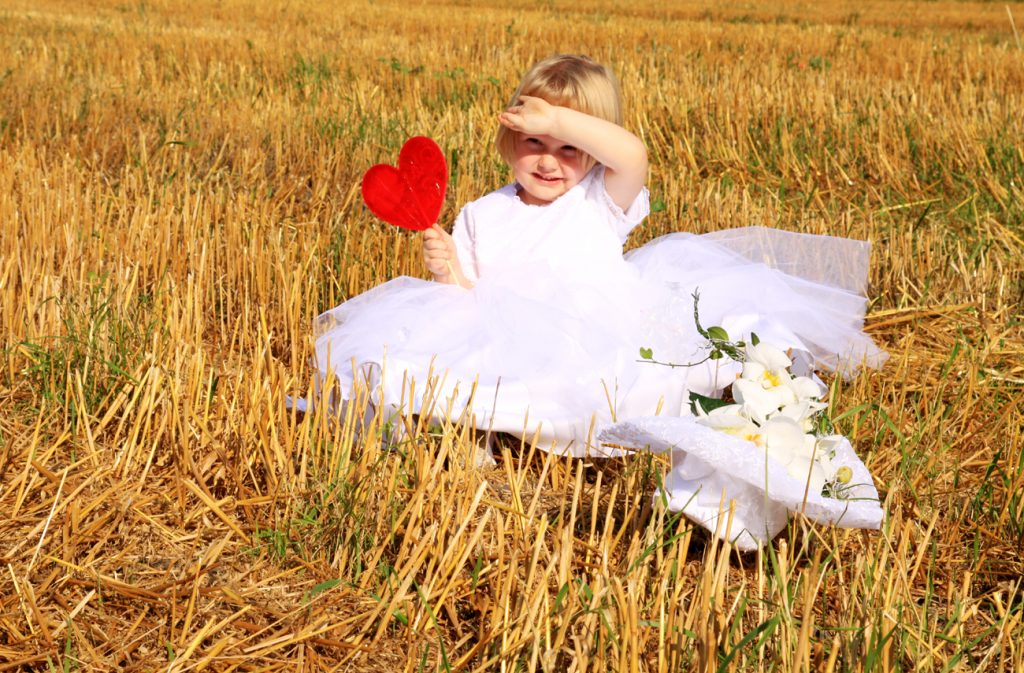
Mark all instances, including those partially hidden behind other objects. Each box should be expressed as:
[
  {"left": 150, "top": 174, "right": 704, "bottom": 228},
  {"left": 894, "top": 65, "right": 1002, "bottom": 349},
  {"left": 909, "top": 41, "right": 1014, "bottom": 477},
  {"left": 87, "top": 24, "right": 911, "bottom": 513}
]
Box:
[{"left": 510, "top": 133, "right": 584, "bottom": 206}]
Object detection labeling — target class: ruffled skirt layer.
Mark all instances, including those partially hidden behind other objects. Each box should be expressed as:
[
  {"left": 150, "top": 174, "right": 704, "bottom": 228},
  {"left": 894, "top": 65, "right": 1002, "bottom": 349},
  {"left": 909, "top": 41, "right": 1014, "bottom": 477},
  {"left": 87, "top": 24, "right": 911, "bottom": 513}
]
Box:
[{"left": 313, "top": 226, "right": 886, "bottom": 457}]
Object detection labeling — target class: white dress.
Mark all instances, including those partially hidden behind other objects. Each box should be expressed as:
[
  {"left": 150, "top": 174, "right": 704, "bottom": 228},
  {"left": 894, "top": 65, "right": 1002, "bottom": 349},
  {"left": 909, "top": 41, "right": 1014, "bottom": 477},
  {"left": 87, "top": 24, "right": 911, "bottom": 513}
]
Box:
[{"left": 313, "top": 166, "right": 886, "bottom": 458}]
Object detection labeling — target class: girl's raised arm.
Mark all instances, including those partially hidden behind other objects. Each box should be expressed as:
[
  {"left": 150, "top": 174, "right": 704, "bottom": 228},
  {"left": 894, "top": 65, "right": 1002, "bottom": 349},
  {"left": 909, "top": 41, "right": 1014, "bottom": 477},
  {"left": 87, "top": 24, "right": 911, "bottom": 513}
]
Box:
[{"left": 499, "top": 95, "right": 648, "bottom": 211}]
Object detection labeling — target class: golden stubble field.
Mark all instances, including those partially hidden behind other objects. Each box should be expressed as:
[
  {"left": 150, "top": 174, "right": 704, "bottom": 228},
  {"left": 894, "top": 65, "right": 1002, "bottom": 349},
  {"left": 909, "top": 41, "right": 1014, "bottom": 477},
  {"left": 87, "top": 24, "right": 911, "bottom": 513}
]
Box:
[{"left": 1, "top": 0, "right": 1022, "bottom": 670}]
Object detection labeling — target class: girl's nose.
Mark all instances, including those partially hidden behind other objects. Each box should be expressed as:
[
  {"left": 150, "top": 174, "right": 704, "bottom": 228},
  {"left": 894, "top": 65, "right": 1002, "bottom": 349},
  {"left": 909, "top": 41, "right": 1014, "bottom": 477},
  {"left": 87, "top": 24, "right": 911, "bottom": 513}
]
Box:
[{"left": 537, "top": 153, "right": 557, "bottom": 171}]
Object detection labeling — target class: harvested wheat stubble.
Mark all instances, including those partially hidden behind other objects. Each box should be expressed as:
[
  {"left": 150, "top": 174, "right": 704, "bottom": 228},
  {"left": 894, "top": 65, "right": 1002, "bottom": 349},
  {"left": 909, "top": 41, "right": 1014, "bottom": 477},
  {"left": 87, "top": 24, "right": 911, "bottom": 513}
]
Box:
[{"left": 1, "top": 0, "right": 1022, "bottom": 671}]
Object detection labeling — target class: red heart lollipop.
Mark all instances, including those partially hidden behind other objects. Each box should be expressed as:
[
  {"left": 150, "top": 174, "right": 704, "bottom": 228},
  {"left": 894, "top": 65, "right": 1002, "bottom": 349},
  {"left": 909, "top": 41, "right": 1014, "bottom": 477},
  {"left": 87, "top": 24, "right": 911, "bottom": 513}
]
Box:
[{"left": 361, "top": 136, "right": 448, "bottom": 231}]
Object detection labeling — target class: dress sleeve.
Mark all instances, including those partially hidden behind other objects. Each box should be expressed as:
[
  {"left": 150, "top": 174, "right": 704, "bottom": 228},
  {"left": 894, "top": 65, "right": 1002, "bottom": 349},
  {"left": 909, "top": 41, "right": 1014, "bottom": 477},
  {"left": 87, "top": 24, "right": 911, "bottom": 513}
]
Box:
[
  {"left": 451, "top": 204, "right": 479, "bottom": 284},
  {"left": 585, "top": 165, "right": 651, "bottom": 244}
]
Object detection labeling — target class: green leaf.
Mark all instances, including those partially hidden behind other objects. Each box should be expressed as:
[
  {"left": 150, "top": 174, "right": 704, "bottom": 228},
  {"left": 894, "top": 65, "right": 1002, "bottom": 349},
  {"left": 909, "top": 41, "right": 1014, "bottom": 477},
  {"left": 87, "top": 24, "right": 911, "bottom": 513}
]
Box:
[
  {"left": 750, "top": 332, "right": 760, "bottom": 346},
  {"left": 550, "top": 582, "right": 571, "bottom": 617},
  {"left": 689, "top": 392, "right": 731, "bottom": 415},
  {"left": 651, "top": 197, "right": 667, "bottom": 213},
  {"left": 304, "top": 578, "right": 342, "bottom": 603},
  {"left": 707, "top": 326, "right": 730, "bottom": 341},
  {"left": 709, "top": 350, "right": 723, "bottom": 360},
  {"left": 470, "top": 555, "right": 483, "bottom": 591},
  {"left": 639, "top": 346, "right": 654, "bottom": 360},
  {"left": 716, "top": 616, "right": 780, "bottom": 673}
]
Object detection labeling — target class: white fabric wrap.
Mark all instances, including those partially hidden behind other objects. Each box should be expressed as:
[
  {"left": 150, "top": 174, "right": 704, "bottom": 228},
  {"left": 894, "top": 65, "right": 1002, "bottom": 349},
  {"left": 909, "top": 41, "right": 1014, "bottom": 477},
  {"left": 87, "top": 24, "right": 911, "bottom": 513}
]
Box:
[{"left": 599, "top": 416, "right": 883, "bottom": 551}]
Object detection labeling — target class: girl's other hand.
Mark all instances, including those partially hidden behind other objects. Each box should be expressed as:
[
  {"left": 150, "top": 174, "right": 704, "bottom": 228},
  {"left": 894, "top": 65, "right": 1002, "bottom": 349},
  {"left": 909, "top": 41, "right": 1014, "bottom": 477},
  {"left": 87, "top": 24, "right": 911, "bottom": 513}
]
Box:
[
  {"left": 498, "top": 95, "right": 557, "bottom": 136},
  {"left": 422, "top": 224, "right": 468, "bottom": 286}
]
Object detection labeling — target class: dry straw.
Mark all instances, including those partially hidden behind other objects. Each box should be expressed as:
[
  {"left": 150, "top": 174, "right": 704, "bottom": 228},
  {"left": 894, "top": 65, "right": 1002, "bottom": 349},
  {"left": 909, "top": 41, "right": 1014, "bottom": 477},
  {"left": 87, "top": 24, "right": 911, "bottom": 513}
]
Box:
[{"left": 1, "top": 0, "right": 1022, "bottom": 671}]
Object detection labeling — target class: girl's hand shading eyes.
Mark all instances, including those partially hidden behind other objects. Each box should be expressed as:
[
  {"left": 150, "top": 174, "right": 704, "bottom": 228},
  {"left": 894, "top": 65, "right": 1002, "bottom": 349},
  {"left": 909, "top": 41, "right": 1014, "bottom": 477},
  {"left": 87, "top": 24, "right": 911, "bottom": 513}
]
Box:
[{"left": 498, "top": 96, "right": 558, "bottom": 136}]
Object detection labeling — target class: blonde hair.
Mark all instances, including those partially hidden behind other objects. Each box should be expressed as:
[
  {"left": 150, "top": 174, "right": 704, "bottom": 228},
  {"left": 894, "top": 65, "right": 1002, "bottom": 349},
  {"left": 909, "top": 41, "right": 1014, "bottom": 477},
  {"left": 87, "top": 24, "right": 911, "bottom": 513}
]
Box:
[{"left": 495, "top": 55, "right": 623, "bottom": 173}]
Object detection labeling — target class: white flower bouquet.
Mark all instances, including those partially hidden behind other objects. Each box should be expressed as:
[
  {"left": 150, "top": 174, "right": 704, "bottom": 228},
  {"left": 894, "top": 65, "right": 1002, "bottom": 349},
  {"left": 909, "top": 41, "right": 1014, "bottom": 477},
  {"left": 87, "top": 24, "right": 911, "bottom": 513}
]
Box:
[
  {"left": 691, "top": 339, "right": 853, "bottom": 499},
  {"left": 602, "top": 295, "right": 883, "bottom": 550}
]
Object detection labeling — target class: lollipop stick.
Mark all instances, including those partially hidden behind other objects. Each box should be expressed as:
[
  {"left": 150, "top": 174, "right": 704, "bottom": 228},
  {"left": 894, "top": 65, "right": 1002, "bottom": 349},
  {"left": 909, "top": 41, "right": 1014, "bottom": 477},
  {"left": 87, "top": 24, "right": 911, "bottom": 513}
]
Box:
[{"left": 446, "top": 259, "right": 464, "bottom": 288}]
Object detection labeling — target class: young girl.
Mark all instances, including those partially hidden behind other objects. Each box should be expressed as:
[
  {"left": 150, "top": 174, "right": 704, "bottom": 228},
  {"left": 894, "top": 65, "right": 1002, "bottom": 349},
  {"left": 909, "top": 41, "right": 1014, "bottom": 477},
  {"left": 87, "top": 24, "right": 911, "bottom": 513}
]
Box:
[{"left": 314, "top": 55, "right": 886, "bottom": 457}]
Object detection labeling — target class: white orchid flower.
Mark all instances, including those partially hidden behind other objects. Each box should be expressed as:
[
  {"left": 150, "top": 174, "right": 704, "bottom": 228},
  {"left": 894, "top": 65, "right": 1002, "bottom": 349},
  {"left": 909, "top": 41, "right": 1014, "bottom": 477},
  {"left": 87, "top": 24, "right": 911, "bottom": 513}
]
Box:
[
  {"left": 741, "top": 343, "right": 793, "bottom": 388},
  {"left": 786, "top": 435, "right": 842, "bottom": 493},
  {"left": 786, "top": 454, "right": 831, "bottom": 495},
  {"left": 695, "top": 407, "right": 764, "bottom": 446},
  {"left": 759, "top": 416, "right": 835, "bottom": 491},
  {"left": 815, "top": 435, "right": 844, "bottom": 460},
  {"left": 779, "top": 400, "right": 828, "bottom": 432},
  {"left": 814, "top": 435, "right": 844, "bottom": 484},
  {"left": 816, "top": 450, "right": 838, "bottom": 481},
  {"left": 733, "top": 377, "right": 795, "bottom": 424},
  {"left": 761, "top": 416, "right": 807, "bottom": 465},
  {"left": 786, "top": 375, "right": 826, "bottom": 401}
]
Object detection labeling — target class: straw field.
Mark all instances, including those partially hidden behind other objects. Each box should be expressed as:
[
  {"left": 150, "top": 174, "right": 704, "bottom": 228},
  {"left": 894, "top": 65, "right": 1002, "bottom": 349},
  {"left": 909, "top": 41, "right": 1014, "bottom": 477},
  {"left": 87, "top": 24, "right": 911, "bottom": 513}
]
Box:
[{"left": 1, "top": 0, "right": 1022, "bottom": 670}]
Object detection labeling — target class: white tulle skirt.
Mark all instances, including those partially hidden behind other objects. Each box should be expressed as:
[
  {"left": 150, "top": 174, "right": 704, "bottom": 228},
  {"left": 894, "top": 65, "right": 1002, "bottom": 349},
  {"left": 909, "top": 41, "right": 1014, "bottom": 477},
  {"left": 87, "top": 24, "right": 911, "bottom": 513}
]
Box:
[{"left": 312, "top": 226, "right": 887, "bottom": 457}]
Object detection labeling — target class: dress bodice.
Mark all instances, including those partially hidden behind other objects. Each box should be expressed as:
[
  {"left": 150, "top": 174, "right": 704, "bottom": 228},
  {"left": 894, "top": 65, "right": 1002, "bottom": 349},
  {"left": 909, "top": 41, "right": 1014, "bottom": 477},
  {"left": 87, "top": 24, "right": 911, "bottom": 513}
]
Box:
[{"left": 451, "top": 166, "right": 650, "bottom": 283}]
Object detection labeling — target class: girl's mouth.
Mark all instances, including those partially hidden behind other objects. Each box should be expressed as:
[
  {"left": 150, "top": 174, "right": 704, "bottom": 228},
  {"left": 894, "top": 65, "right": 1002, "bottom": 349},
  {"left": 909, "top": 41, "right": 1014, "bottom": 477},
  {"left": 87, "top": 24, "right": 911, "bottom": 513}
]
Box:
[{"left": 534, "top": 173, "right": 562, "bottom": 184}]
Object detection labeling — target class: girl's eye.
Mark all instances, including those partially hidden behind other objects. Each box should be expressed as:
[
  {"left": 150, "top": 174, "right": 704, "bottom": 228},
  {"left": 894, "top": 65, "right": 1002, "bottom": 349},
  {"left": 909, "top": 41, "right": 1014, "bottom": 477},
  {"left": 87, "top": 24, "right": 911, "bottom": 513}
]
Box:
[
  {"left": 525, "top": 137, "right": 543, "bottom": 146},
  {"left": 560, "top": 146, "right": 578, "bottom": 157}
]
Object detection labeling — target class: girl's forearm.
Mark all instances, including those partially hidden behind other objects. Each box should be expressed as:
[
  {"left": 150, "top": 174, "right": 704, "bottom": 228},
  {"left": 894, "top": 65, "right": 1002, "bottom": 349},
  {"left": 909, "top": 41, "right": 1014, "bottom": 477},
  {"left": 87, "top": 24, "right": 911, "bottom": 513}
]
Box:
[
  {"left": 548, "top": 106, "right": 648, "bottom": 202},
  {"left": 548, "top": 107, "right": 646, "bottom": 173}
]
